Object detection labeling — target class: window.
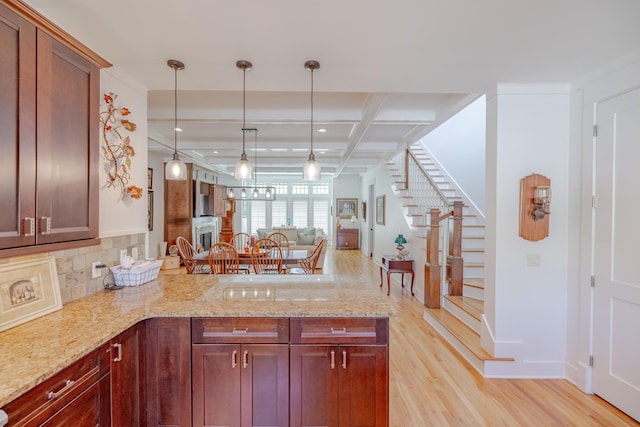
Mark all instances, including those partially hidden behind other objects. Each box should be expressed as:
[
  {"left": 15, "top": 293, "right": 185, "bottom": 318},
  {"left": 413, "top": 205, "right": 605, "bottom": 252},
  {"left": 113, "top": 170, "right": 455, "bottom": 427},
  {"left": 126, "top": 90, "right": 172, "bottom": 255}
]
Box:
[
  {"left": 272, "top": 183, "right": 288, "bottom": 196},
  {"left": 271, "top": 200, "right": 287, "bottom": 228},
  {"left": 292, "top": 200, "right": 308, "bottom": 228},
  {"left": 250, "top": 201, "right": 267, "bottom": 234},
  {"left": 291, "top": 183, "right": 308, "bottom": 195},
  {"left": 312, "top": 182, "right": 329, "bottom": 195},
  {"left": 313, "top": 200, "right": 329, "bottom": 232}
]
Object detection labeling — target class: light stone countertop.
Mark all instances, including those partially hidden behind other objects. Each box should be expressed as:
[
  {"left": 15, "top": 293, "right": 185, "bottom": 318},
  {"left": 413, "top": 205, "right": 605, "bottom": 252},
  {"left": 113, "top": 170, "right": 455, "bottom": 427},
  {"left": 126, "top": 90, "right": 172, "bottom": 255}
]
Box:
[{"left": 0, "top": 272, "right": 394, "bottom": 407}]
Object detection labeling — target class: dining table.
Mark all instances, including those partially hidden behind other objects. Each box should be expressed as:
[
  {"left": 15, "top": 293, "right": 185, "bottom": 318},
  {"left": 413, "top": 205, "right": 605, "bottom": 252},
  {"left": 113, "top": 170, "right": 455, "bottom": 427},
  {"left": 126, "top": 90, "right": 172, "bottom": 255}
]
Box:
[{"left": 192, "top": 248, "right": 308, "bottom": 272}]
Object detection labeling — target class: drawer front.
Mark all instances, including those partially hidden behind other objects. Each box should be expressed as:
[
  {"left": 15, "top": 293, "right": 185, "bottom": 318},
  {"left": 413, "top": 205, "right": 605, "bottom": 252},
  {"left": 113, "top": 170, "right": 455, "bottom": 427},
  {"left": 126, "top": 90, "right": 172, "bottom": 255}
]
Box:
[
  {"left": 192, "top": 318, "right": 289, "bottom": 344},
  {"left": 290, "top": 318, "right": 388, "bottom": 345},
  {"left": 3, "top": 342, "right": 110, "bottom": 426}
]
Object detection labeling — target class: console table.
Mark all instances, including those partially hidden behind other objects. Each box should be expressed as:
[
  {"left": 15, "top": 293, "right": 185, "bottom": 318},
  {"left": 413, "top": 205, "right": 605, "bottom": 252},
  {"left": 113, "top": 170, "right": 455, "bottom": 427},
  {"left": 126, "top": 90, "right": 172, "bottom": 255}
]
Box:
[{"left": 380, "top": 255, "right": 414, "bottom": 296}]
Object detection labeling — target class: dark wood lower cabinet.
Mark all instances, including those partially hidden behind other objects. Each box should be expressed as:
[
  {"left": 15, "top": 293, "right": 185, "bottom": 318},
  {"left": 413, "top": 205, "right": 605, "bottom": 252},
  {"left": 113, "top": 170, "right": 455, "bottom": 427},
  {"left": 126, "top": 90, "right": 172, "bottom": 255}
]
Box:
[
  {"left": 2, "top": 343, "right": 111, "bottom": 426},
  {"left": 111, "top": 321, "right": 145, "bottom": 427},
  {"left": 290, "top": 345, "right": 388, "bottom": 427},
  {"left": 145, "top": 317, "right": 192, "bottom": 427},
  {"left": 192, "top": 344, "right": 289, "bottom": 427},
  {"left": 3, "top": 317, "right": 388, "bottom": 427},
  {"left": 40, "top": 375, "right": 110, "bottom": 427}
]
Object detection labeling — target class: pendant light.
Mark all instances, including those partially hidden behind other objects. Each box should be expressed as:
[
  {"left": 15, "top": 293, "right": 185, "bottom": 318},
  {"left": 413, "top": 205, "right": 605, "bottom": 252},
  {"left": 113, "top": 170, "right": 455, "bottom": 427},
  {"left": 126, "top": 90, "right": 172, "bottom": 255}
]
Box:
[
  {"left": 303, "top": 60, "right": 321, "bottom": 181},
  {"left": 234, "top": 60, "right": 253, "bottom": 181},
  {"left": 165, "top": 59, "right": 188, "bottom": 181}
]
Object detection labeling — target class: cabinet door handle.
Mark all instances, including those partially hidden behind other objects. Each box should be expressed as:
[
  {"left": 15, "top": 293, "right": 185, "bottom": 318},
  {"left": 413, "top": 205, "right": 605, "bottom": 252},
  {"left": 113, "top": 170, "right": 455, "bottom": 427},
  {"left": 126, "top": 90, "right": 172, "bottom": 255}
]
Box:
[
  {"left": 342, "top": 350, "right": 347, "bottom": 369},
  {"left": 331, "top": 327, "right": 346, "bottom": 334},
  {"left": 22, "top": 217, "right": 35, "bottom": 237},
  {"left": 330, "top": 350, "right": 335, "bottom": 369},
  {"left": 243, "top": 350, "right": 249, "bottom": 368},
  {"left": 39, "top": 216, "right": 51, "bottom": 235},
  {"left": 47, "top": 379, "right": 75, "bottom": 400},
  {"left": 232, "top": 350, "right": 237, "bottom": 368},
  {"left": 232, "top": 328, "right": 248, "bottom": 334},
  {"left": 113, "top": 343, "right": 122, "bottom": 362}
]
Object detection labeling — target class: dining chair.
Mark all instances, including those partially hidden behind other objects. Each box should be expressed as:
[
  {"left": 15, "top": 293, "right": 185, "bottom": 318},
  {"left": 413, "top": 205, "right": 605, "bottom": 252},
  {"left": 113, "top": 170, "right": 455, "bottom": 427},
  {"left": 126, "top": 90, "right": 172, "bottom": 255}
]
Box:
[
  {"left": 267, "top": 232, "right": 290, "bottom": 257},
  {"left": 251, "top": 238, "right": 284, "bottom": 274},
  {"left": 229, "top": 232, "right": 252, "bottom": 252},
  {"left": 176, "top": 236, "right": 197, "bottom": 274},
  {"left": 288, "top": 238, "right": 326, "bottom": 274},
  {"left": 207, "top": 242, "right": 241, "bottom": 274}
]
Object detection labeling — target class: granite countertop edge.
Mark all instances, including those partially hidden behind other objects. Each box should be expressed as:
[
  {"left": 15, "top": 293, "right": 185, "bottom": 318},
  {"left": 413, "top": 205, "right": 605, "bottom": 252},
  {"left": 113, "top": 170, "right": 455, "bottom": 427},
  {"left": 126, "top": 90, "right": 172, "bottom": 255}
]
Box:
[{"left": 0, "top": 273, "right": 395, "bottom": 407}]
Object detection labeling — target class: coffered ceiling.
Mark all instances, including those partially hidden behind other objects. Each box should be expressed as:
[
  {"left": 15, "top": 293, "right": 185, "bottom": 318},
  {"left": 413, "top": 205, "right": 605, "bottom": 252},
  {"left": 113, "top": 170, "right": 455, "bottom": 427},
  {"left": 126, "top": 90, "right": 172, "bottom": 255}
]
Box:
[{"left": 25, "top": 0, "right": 640, "bottom": 178}]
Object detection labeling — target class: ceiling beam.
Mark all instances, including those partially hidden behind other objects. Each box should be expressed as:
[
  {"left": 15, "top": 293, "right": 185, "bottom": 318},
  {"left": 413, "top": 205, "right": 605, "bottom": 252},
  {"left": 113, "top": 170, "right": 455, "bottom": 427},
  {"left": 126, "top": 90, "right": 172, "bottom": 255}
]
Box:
[{"left": 333, "top": 93, "right": 388, "bottom": 178}]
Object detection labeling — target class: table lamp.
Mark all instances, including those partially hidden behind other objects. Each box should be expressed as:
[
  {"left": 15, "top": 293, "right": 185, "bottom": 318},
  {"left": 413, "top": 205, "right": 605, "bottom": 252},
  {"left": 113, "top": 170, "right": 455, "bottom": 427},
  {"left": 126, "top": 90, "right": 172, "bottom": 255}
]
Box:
[
  {"left": 394, "top": 234, "right": 407, "bottom": 258},
  {"left": 350, "top": 215, "right": 357, "bottom": 226}
]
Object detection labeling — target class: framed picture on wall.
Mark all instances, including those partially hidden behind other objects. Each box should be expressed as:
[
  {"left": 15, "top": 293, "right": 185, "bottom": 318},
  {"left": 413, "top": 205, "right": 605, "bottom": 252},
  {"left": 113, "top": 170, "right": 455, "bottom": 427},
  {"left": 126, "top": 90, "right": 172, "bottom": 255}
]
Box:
[
  {"left": 148, "top": 190, "right": 154, "bottom": 231},
  {"left": 336, "top": 198, "right": 358, "bottom": 219},
  {"left": 376, "top": 195, "right": 385, "bottom": 225}
]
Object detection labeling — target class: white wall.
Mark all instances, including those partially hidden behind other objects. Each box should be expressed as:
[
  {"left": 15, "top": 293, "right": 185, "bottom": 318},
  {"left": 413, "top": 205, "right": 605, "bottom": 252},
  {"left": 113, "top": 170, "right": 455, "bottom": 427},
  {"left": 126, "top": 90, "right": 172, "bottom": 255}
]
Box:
[
  {"left": 484, "top": 84, "right": 570, "bottom": 377},
  {"left": 99, "top": 68, "right": 149, "bottom": 242},
  {"left": 420, "top": 95, "right": 487, "bottom": 215},
  {"left": 333, "top": 176, "right": 362, "bottom": 242},
  {"left": 360, "top": 167, "right": 425, "bottom": 301}
]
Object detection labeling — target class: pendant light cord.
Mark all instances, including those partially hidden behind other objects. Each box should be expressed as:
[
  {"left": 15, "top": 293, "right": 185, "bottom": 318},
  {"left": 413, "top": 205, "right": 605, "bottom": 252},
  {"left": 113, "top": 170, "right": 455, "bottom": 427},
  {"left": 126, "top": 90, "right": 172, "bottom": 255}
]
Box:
[
  {"left": 310, "top": 67, "right": 314, "bottom": 157},
  {"left": 242, "top": 67, "right": 247, "bottom": 157},
  {"left": 174, "top": 66, "right": 178, "bottom": 156}
]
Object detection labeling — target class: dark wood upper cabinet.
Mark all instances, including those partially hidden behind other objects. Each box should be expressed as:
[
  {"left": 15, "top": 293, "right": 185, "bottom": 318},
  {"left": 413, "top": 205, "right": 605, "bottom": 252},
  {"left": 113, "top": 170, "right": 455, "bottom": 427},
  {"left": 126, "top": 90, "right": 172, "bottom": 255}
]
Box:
[{"left": 0, "top": 2, "right": 102, "bottom": 251}]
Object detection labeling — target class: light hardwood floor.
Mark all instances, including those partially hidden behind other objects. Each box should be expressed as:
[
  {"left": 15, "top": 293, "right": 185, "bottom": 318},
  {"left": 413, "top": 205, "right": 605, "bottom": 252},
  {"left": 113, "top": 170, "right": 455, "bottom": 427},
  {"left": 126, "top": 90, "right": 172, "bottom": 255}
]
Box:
[{"left": 322, "top": 248, "right": 639, "bottom": 426}]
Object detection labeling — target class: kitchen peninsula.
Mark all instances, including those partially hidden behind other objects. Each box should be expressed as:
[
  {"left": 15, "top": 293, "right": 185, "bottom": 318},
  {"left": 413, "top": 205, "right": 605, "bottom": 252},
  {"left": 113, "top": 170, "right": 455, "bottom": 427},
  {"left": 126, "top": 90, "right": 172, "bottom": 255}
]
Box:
[{"left": 0, "top": 273, "right": 394, "bottom": 426}]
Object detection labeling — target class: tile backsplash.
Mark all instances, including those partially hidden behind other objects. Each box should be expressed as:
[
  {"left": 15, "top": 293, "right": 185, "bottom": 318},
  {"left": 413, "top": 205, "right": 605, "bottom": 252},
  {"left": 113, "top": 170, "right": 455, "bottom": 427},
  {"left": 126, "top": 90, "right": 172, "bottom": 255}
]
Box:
[{"left": 1, "top": 234, "right": 145, "bottom": 304}]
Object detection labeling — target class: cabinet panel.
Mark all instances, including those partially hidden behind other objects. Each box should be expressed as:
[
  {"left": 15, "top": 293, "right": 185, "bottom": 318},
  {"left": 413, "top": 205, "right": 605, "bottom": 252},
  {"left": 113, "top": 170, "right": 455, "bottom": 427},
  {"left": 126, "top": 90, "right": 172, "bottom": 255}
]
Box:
[
  {"left": 111, "top": 322, "right": 145, "bottom": 427},
  {"left": 290, "top": 345, "right": 339, "bottom": 427},
  {"left": 338, "top": 346, "right": 388, "bottom": 427},
  {"left": 192, "top": 343, "right": 289, "bottom": 427},
  {"left": 241, "top": 344, "right": 289, "bottom": 427},
  {"left": 291, "top": 317, "right": 388, "bottom": 345},
  {"left": 291, "top": 345, "right": 388, "bottom": 427},
  {"left": 193, "top": 317, "right": 289, "bottom": 344},
  {"left": 0, "top": 3, "right": 36, "bottom": 248},
  {"left": 192, "top": 344, "right": 242, "bottom": 427},
  {"left": 336, "top": 228, "right": 359, "bottom": 250},
  {"left": 146, "top": 318, "right": 191, "bottom": 427},
  {"left": 2, "top": 343, "right": 110, "bottom": 426},
  {"left": 41, "top": 374, "right": 110, "bottom": 427},
  {"left": 36, "top": 32, "right": 99, "bottom": 244},
  {"left": 164, "top": 163, "right": 194, "bottom": 248}
]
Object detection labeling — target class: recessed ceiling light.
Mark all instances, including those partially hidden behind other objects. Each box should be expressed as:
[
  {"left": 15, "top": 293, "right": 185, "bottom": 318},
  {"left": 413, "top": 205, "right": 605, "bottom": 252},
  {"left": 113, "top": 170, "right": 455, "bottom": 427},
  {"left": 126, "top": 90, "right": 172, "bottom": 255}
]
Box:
[
  {"left": 317, "top": 128, "right": 327, "bottom": 133},
  {"left": 212, "top": 150, "right": 219, "bottom": 154},
  {"left": 292, "top": 148, "right": 308, "bottom": 152},
  {"left": 271, "top": 148, "right": 288, "bottom": 152},
  {"left": 174, "top": 127, "right": 183, "bottom": 132}
]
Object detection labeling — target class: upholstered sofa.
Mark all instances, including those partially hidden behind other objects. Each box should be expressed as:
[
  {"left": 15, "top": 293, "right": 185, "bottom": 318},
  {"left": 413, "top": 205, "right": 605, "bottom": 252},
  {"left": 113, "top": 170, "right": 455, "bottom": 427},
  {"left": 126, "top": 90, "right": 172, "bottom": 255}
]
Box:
[{"left": 256, "top": 226, "right": 327, "bottom": 268}]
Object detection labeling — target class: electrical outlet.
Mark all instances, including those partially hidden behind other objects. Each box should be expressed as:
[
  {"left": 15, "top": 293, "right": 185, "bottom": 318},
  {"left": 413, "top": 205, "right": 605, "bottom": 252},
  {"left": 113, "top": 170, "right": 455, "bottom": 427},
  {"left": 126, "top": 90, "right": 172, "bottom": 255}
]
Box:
[
  {"left": 131, "top": 247, "right": 138, "bottom": 260},
  {"left": 120, "top": 249, "right": 128, "bottom": 261},
  {"left": 92, "top": 261, "right": 103, "bottom": 278}
]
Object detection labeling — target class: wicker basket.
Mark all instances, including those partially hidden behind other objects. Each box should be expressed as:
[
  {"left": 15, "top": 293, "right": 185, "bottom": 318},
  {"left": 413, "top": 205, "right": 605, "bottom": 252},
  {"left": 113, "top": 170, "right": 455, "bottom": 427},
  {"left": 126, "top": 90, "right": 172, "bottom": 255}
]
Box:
[{"left": 111, "top": 260, "right": 163, "bottom": 287}]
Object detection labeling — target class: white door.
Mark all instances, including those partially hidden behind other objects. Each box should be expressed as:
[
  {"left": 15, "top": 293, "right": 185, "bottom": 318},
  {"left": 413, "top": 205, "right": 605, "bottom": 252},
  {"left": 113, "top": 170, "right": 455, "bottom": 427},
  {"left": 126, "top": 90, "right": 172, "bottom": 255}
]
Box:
[{"left": 593, "top": 87, "right": 640, "bottom": 422}]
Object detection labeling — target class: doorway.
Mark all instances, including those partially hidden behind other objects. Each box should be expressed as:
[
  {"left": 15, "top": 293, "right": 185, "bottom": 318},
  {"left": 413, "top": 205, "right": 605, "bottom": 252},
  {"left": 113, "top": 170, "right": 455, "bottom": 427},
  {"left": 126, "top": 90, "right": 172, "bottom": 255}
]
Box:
[{"left": 593, "top": 86, "right": 640, "bottom": 422}]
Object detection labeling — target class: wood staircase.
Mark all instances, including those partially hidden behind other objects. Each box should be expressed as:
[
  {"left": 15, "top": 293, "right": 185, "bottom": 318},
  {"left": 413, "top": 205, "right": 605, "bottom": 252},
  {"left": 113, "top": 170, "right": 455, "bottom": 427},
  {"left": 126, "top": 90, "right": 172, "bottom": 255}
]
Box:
[{"left": 386, "top": 145, "right": 514, "bottom": 375}]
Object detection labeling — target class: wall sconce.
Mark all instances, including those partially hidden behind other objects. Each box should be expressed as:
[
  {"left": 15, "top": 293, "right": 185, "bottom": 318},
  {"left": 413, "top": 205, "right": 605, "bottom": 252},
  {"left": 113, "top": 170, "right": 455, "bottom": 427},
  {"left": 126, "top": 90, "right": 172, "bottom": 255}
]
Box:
[{"left": 519, "top": 173, "right": 551, "bottom": 241}]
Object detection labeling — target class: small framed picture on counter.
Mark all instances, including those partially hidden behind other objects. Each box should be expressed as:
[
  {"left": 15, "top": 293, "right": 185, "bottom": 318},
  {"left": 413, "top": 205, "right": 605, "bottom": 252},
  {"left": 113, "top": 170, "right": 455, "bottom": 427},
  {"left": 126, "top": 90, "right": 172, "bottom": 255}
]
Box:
[{"left": 0, "top": 257, "right": 62, "bottom": 333}]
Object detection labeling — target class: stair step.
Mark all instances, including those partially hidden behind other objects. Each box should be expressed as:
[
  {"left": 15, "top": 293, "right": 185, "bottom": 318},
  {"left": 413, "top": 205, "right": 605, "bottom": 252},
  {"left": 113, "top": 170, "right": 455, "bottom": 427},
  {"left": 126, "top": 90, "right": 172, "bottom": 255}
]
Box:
[
  {"left": 444, "top": 295, "right": 483, "bottom": 321},
  {"left": 424, "top": 308, "right": 513, "bottom": 362}
]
